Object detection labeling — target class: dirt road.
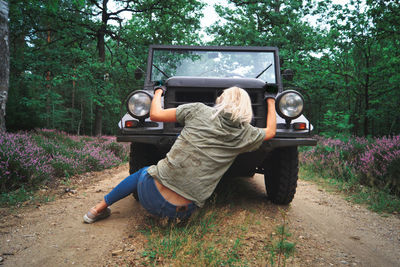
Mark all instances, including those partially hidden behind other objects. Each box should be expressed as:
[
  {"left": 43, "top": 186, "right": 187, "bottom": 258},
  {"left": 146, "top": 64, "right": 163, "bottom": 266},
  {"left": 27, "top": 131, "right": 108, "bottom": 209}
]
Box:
[
  {"left": 0, "top": 164, "right": 399, "bottom": 266},
  {"left": 252, "top": 175, "right": 400, "bottom": 266}
]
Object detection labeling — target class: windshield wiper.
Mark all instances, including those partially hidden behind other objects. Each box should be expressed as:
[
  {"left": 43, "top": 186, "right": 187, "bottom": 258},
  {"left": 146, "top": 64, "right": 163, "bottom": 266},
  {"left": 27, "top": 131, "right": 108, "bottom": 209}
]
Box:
[
  {"left": 152, "top": 64, "right": 170, "bottom": 79},
  {"left": 255, "top": 63, "right": 272, "bottom": 79}
]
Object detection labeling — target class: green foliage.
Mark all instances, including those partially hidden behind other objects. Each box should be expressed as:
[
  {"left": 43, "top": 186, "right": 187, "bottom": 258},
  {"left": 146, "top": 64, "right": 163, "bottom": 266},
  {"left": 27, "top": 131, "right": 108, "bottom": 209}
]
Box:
[
  {"left": 0, "top": 185, "right": 55, "bottom": 207},
  {"left": 7, "top": 0, "right": 204, "bottom": 135},
  {"left": 321, "top": 110, "right": 353, "bottom": 137},
  {"left": 5, "top": 0, "right": 400, "bottom": 137},
  {"left": 205, "top": 0, "right": 400, "bottom": 137},
  {"left": 348, "top": 187, "right": 400, "bottom": 214},
  {"left": 0, "top": 186, "right": 34, "bottom": 206}
]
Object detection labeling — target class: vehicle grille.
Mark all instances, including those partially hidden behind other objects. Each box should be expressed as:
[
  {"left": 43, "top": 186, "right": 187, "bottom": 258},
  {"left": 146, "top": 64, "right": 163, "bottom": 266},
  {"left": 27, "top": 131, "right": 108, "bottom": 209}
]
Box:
[{"left": 164, "top": 88, "right": 266, "bottom": 132}]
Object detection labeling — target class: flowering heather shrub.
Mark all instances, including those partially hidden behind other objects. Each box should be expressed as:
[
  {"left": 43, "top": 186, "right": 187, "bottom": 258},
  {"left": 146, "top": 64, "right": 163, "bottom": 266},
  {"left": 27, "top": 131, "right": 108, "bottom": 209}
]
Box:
[
  {"left": 34, "top": 129, "right": 129, "bottom": 175},
  {"left": 0, "top": 129, "right": 128, "bottom": 193},
  {"left": 357, "top": 136, "right": 400, "bottom": 195},
  {"left": 75, "top": 142, "right": 120, "bottom": 171},
  {"left": 100, "top": 140, "right": 129, "bottom": 162},
  {"left": 300, "top": 135, "right": 400, "bottom": 196},
  {"left": 0, "top": 131, "right": 53, "bottom": 191}
]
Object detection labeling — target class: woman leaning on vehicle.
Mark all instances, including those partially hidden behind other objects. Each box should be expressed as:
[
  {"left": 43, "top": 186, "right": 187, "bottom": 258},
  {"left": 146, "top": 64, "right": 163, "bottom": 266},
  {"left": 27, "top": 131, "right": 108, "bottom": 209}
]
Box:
[{"left": 83, "top": 86, "right": 276, "bottom": 223}]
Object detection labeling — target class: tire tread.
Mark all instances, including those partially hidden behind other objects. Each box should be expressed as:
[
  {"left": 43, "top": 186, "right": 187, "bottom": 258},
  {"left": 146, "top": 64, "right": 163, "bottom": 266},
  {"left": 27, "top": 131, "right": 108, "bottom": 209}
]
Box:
[{"left": 264, "top": 146, "right": 299, "bottom": 204}]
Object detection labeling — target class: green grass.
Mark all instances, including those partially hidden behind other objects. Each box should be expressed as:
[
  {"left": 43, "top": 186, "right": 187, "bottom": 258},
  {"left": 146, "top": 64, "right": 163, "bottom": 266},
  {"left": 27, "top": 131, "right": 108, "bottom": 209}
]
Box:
[
  {"left": 300, "top": 167, "right": 400, "bottom": 214},
  {"left": 266, "top": 209, "right": 296, "bottom": 267},
  {"left": 137, "top": 179, "right": 296, "bottom": 266},
  {"left": 139, "top": 208, "right": 241, "bottom": 266},
  {"left": 0, "top": 186, "right": 55, "bottom": 207},
  {"left": 347, "top": 187, "right": 400, "bottom": 214}
]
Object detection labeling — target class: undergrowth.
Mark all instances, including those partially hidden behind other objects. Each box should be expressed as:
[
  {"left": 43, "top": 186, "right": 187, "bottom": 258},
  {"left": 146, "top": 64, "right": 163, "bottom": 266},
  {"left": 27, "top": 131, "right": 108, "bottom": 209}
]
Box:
[
  {"left": 300, "top": 135, "right": 400, "bottom": 214},
  {"left": 0, "top": 129, "right": 128, "bottom": 206},
  {"left": 0, "top": 186, "right": 54, "bottom": 207},
  {"left": 300, "top": 135, "right": 400, "bottom": 196}
]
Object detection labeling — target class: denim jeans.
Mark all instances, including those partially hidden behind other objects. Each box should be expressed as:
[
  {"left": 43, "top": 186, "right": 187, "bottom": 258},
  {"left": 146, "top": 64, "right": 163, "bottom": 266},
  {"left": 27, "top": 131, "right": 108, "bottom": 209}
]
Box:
[{"left": 104, "top": 167, "right": 196, "bottom": 220}]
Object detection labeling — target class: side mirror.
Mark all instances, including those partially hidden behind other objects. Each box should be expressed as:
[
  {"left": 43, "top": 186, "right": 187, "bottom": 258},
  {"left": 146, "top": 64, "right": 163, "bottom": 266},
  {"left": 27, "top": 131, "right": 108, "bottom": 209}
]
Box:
[
  {"left": 282, "top": 69, "right": 294, "bottom": 81},
  {"left": 134, "top": 68, "right": 144, "bottom": 80}
]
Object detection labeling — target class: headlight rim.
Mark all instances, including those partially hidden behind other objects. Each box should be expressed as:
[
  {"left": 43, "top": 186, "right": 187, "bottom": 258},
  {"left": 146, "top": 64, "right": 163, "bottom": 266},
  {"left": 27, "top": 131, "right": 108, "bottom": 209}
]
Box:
[
  {"left": 275, "top": 90, "right": 304, "bottom": 120},
  {"left": 125, "top": 90, "right": 153, "bottom": 120}
]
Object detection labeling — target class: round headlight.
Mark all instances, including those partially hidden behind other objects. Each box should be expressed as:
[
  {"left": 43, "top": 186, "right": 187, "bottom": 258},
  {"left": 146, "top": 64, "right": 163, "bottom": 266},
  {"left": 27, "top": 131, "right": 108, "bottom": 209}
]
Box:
[
  {"left": 276, "top": 90, "right": 304, "bottom": 120},
  {"left": 126, "top": 90, "right": 152, "bottom": 120}
]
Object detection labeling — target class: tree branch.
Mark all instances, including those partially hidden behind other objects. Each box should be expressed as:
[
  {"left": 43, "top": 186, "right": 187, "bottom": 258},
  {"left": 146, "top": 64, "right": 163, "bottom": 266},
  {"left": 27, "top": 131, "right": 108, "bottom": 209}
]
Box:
[
  {"left": 108, "top": 16, "right": 123, "bottom": 22},
  {"left": 107, "top": 0, "right": 164, "bottom": 16},
  {"left": 89, "top": 0, "right": 103, "bottom": 11},
  {"left": 328, "top": 68, "right": 356, "bottom": 82},
  {"left": 230, "top": 0, "right": 260, "bottom": 6},
  {"left": 65, "top": 8, "right": 102, "bottom": 17},
  {"left": 105, "top": 42, "right": 113, "bottom": 64}
]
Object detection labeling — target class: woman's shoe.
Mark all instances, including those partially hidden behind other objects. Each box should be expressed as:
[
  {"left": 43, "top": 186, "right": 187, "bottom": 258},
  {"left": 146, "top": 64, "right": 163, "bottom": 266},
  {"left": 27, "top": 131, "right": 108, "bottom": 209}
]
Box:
[{"left": 83, "top": 207, "right": 111, "bottom": 224}]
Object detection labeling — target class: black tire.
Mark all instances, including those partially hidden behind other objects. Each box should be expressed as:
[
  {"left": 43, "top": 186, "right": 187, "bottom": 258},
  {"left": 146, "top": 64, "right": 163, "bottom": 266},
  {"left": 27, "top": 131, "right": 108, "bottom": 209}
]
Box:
[
  {"left": 129, "top": 143, "right": 164, "bottom": 200},
  {"left": 263, "top": 146, "right": 299, "bottom": 204}
]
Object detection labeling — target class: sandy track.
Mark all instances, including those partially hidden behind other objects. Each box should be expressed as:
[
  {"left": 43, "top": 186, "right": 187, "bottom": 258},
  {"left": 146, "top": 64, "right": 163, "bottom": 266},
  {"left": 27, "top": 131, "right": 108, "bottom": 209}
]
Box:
[
  {"left": 252, "top": 174, "right": 400, "bottom": 266},
  {"left": 0, "top": 165, "right": 146, "bottom": 267},
  {"left": 0, "top": 166, "right": 399, "bottom": 266}
]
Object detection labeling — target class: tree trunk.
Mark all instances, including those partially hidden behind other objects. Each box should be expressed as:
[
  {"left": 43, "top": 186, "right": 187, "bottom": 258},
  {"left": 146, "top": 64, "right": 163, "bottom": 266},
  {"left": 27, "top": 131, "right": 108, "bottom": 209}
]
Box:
[
  {"left": 77, "top": 102, "right": 83, "bottom": 135},
  {"left": 0, "top": 1, "right": 9, "bottom": 132},
  {"left": 94, "top": 105, "right": 103, "bottom": 136},
  {"left": 364, "top": 79, "right": 369, "bottom": 136},
  {"left": 93, "top": 25, "right": 105, "bottom": 136},
  {"left": 93, "top": 0, "right": 108, "bottom": 136},
  {"left": 273, "top": 0, "right": 281, "bottom": 12},
  {"left": 363, "top": 45, "right": 371, "bottom": 136},
  {"left": 71, "top": 68, "right": 76, "bottom": 130},
  {"left": 45, "top": 29, "right": 52, "bottom": 128}
]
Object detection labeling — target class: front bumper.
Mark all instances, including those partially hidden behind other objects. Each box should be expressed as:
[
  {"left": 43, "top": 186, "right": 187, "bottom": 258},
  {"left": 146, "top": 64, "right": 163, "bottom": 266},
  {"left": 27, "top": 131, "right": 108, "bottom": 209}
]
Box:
[
  {"left": 266, "top": 137, "right": 317, "bottom": 147},
  {"left": 116, "top": 134, "right": 317, "bottom": 148}
]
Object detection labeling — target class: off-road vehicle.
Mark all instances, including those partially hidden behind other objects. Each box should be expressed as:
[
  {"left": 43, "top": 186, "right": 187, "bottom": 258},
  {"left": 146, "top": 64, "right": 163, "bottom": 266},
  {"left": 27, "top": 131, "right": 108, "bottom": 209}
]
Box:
[{"left": 117, "top": 45, "right": 317, "bottom": 204}]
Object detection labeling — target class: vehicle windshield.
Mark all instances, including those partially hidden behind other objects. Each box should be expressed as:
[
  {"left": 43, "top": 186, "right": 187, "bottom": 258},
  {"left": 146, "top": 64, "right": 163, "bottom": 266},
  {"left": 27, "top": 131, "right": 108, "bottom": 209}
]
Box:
[{"left": 151, "top": 48, "right": 276, "bottom": 83}]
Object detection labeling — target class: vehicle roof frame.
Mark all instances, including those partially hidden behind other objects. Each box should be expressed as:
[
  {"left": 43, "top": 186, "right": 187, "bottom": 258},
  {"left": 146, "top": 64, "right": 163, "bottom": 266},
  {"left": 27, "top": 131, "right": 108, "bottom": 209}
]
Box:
[{"left": 145, "top": 45, "right": 283, "bottom": 91}]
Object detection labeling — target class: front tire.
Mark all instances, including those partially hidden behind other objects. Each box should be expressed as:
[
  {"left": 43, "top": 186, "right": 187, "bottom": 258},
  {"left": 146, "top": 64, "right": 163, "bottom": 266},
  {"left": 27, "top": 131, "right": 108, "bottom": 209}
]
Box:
[
  {"left": 129, "top": 143, "right": 163, "bottom": 200},
  {"left": 263, "top": 146, "right": 299, "bottom": 204}
]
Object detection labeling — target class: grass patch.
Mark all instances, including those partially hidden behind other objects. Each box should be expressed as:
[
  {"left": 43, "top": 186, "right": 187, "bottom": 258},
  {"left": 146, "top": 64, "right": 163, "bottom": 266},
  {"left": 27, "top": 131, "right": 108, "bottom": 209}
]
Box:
[
  {"left": 267, "top": 209, "right": 296, "bottom": 266},
  {"left": 347, "top": 187, "right": 400, "bottom": 214},
  {"left": 137, "top": 178, "right": 296, "bottom": 266},
  {"left": 300, "top": 167, "right": 400, "bottom": 214},
  {"left": 0, "top": 186, "right": 55, "bottom": 207},
  {"left": 140, "top": 209, "right": 227, "bottom": 266}
]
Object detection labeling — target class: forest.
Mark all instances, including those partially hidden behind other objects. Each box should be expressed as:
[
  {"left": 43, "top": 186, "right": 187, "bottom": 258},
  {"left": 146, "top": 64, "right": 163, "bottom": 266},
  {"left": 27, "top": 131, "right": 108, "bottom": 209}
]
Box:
[
  {"left": 4, "top": 0, "right": 399, "bottom": 137},
  {"left": 1, "top": 2, "right": 399, "bottom": 265}
]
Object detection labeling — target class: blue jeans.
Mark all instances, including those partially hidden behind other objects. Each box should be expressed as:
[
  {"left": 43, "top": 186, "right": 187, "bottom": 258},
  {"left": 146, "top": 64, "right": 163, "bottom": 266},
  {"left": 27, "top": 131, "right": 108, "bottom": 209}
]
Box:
[{"left": 104, "top": 167, "right": 196, "bottom": 220}]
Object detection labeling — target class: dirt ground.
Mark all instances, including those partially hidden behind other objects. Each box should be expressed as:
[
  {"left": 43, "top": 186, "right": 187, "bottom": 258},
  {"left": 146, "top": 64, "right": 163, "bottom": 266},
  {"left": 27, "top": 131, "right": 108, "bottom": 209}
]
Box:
[{"left": 0, "top": 164, "right": 399, "bottom": 266}]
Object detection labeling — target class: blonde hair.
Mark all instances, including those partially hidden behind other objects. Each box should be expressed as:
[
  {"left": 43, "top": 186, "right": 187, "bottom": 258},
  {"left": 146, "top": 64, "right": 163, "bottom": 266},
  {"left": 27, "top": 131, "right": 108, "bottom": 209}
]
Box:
[{"left": 213, "top": 86, "right": 253, "bottom": 124}]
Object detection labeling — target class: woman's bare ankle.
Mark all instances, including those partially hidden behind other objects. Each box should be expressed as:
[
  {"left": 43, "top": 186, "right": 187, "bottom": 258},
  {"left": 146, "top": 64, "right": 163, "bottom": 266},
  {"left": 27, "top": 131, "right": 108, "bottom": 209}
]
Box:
[{"left": 93, "top": 200, "right": 108, "bottom": 214}]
